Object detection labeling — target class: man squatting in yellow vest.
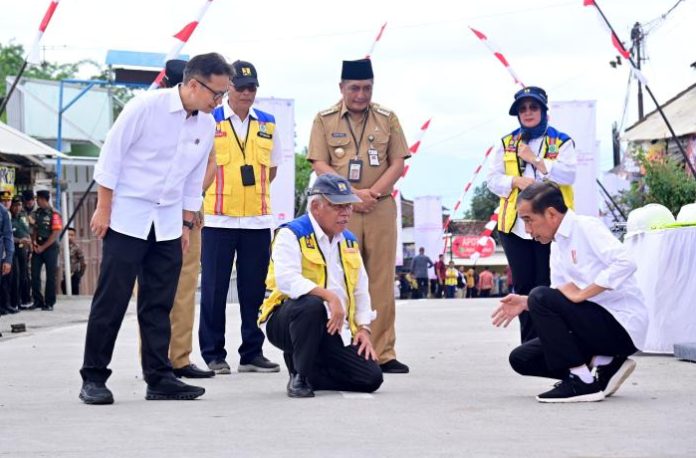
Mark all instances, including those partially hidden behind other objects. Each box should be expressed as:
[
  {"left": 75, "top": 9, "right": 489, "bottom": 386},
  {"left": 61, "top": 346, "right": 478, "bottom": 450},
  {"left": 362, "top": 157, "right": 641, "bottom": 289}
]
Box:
[
  {"left": 487, "top": 86, "right": 576, "bottom": 343},
  {"left": 307, "top": 59, "right": 411, "bottom": 374},
  {"left": 259, "top": 174, "right": 383, "bottom": 398},
  {"left": 198, "top": 60, "right": 282, "bottom": 375}
]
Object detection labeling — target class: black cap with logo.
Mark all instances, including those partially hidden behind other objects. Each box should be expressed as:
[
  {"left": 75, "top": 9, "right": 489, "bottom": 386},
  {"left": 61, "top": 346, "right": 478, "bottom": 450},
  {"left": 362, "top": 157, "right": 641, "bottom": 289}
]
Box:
[{"left": 231, "top": 60, "right": 259, "bottom": 87}]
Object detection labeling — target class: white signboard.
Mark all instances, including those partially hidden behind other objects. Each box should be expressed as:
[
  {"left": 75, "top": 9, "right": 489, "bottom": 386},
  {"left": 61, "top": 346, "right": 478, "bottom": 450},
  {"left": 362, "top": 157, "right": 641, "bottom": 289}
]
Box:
[
  {"left": 253, "top": 97, "right": 296, "bottom": 226},
  {"left": 549, "top": 100, "right": 599, "bottom": 216},
  {"left": 413, "top": 195, "right": 443, "bottom": 278}
]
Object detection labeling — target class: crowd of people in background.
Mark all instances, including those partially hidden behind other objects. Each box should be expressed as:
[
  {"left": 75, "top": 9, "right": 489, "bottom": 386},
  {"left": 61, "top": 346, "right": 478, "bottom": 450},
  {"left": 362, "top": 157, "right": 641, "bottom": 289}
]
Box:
[
  {"left": 0, "top": 188, "right": 85, "bottom": 323},
  {"left": 397, "top": 246, "right": 514, "bottom": 300}
]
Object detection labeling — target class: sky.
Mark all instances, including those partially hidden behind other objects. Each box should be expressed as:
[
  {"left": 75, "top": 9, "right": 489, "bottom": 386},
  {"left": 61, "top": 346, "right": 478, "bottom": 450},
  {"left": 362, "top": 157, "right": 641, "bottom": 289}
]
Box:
[{"left": 2, "top": 0, "right": 695, "bottom": 213}]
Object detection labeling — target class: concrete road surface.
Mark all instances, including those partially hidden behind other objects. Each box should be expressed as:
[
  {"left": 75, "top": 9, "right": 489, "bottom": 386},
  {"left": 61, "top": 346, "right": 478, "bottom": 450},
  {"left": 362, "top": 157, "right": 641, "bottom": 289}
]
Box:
[{"left": 1, "top": 296, "right": 694, "bottom": 457}]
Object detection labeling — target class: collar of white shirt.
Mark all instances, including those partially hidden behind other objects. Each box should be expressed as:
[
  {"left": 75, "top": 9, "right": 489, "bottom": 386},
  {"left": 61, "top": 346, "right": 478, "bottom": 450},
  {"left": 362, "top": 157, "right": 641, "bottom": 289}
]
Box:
[
  {"left": 167, "top": 85, "right": 199, "bottom": 116},
  {"left": 307, "top": 211, "right": 345, "bottom": 246},
  {"left": 554, "top": 209, "right": 576, "bottom": 241},
  {"left": 222, "top": 101, "right": 259, "bottom": 123}
]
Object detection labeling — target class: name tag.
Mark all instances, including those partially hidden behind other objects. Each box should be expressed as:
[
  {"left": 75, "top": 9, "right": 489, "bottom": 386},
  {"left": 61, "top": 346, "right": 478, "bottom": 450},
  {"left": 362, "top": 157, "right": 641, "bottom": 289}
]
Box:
[
  {"left": 257, "top": 131, "right": 272, "bottom": 139},
  {"left": 332, "top": 132, "right": 347, "bottom": 138}
]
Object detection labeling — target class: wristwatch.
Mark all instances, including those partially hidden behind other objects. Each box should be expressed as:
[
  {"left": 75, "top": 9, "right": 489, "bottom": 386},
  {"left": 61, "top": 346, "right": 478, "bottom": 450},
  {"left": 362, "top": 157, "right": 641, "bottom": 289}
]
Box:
[{"left": 182, "top": 219, "right": 194, "bottom": 230}]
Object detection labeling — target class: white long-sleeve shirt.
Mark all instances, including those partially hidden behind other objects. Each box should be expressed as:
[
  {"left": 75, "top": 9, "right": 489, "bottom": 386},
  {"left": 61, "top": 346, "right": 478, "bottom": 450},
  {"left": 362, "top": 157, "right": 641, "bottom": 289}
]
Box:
[
  {"left": 487, "top": 133, "right": 576, "bottom": 239},
  {"left": 94, "top": 87, "right": 215, "bottom": 241},
  {"left": 551, "top": 210, "right": 648, "bottom": 349},
  {"left": 271, "top": 213, "right": 376, "bottom": 345}
]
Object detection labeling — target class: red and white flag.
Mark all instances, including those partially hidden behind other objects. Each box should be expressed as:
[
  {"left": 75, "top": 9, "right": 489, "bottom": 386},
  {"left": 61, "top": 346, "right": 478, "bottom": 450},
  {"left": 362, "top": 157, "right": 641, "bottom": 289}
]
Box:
[
  {"left": 366, "top": 22, "right": 388, "bottom": 59},
  {"left": 27, "top": 0, "right": 61, "bottom": 64},
  {"left": 392, "top": 118, "right": 433, "bottom": 198},
  {"left": 469, "top": 26, "right": 525, "bottom": 88},
  {"left": 149, "top": 0, "right": 215, "bottom": 89}
]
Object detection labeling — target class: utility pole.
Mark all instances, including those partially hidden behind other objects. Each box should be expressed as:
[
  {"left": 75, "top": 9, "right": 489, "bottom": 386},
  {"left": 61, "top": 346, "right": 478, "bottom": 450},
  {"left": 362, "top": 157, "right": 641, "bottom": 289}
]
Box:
[{"left": 631, "top": 22, "right": 645, "bottom": 120}]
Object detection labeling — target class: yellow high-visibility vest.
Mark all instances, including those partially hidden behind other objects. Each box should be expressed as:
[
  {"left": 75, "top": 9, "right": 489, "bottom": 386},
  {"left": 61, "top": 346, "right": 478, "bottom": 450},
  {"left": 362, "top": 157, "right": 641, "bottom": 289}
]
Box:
[
  {"left": 497, "top": 127, "right": 575, "bottom": 233},
  {"left": 204, "top": 107, "right": 276, "bottom": 217}
]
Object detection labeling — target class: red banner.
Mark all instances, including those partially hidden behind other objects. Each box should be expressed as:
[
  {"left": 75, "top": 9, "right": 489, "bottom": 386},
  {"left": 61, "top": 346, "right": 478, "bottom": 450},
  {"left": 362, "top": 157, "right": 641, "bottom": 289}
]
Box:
[{"left": 452, "top": 236, "right": 495, "bottom": 259}]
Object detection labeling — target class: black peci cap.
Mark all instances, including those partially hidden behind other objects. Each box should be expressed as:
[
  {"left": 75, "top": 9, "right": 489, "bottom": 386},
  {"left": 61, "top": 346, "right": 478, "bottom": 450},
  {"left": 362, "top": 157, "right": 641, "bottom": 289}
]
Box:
[{"left": 341, "top": 59, "right": 374, "bottom": 80}]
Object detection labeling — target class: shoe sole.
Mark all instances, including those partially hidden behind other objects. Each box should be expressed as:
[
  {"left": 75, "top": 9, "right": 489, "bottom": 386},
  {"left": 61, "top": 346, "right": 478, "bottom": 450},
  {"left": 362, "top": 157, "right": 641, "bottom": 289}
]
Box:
[
  {"left": 604, "top": 358, "right": 636, "bottom": 397},
  {"left": 145, "top": 389, "right": 205, "bottom": 401},
  {"left": 536, "top": 391, "right": 605, "bottom": 403},
  {"left": 173, "top": 372, "right": 215, "bottom": 379},
  {"left": 79, "top": 393, "right": 114, "bottom": 405},
  {"left": 287, "top": 391, "right": 315, "bottom": 398},
  {"left": 238, "top": 365, "right": 281, "bottom": 373}
]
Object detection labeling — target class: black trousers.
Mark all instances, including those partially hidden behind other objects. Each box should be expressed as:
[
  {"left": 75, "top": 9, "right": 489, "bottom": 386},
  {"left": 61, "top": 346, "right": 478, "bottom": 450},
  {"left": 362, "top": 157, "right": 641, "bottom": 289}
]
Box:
[
  {"left": 509, "top": 286, "right": 638, "bottom": 380},
  {"left": 199, "top": 227, "right": 271, "bottom": 365},
  {"left": 31, "top": 243, "right": 59, "bottom": 308},
  {"left": 266, "top": 295, "right": 383, "bottom": 393},
  {"left": 416, "top": 277, "right": 428, "bottom": 299},
  {"left": 61, "top": 273, "right": 82, "bottom": 295},
  {"left": 80, "top": 228, "right": 182, "bottom": 385},
  {"left": 11, "top": 245, "right": 32, "bottom": 306},
  {"left": 499, "top": 231, "right": 551, "bottom": 343}
]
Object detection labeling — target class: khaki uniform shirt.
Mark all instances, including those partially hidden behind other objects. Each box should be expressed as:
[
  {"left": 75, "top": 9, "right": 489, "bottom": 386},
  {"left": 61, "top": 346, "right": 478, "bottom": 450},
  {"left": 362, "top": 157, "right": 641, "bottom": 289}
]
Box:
[{"left": 307, "top": 101, "right": 410, "bottom": 193}]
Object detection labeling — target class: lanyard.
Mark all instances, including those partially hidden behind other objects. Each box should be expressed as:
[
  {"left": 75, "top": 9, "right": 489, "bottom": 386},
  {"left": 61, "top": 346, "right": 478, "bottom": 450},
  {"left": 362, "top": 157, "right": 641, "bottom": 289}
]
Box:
[
  {"left": 345, "top": 111, "right": 369, "bottom": 159},
  {"left": 229, "top": 118, "right": 251, "bottom": 162}
]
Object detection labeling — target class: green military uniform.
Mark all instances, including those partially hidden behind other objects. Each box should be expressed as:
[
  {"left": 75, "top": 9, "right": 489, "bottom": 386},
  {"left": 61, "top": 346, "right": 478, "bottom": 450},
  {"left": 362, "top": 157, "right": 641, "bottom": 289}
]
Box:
[
  {"left": 11, "top": 210, "right": 32, "bottom": 306},
  {"left": 31, "top": 206, "right": 62, "bottom": 309}
]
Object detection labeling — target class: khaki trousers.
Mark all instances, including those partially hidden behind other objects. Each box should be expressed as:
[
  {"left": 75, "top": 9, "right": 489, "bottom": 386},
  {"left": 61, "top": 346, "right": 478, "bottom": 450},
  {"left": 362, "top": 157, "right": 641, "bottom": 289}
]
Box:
[
  {"left": 347, "top": 197, "right": 398, "bottom": 364},
  {"left": 169, "top": 224, "right": 201, "bottom": 369}
]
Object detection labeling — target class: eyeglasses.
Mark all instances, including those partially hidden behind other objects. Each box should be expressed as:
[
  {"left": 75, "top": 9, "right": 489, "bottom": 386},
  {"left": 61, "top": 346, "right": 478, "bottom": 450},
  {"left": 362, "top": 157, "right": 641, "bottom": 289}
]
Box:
[
  {"left": 518, "top": 102, "right": 541, "bottom": 114},
  {"left": 232, "top": 84, "right": 258, "bottom": 93},
  {"left": 194, "top": 78, "right": 227, "bottom": 101}
]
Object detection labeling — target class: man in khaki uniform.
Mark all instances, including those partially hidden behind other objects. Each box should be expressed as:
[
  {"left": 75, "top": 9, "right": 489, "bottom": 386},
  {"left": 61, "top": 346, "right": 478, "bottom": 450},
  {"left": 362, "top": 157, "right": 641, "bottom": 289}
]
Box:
[{"left": 307, "top": 58, "right": 410, "bottom": 373}]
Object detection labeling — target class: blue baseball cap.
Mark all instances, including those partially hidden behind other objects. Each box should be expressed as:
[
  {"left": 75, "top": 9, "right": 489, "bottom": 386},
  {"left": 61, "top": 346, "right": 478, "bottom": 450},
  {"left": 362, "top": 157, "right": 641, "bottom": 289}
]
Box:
[
  {"left": 307, "top": 174, "right": 362, "bottom": 204},
  {"left": 509, "top": 86, "right": 548, "bottom": 116}
]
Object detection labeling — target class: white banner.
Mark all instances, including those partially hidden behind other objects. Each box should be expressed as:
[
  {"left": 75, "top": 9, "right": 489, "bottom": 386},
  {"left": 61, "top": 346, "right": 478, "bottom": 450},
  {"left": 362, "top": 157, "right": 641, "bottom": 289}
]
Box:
[
  {"left": 253, "top": 97, "right": 295, "bottom": 226},
  {"left": 413, "top": 195, "right": 443, "bottom": 279},
  {"left": 549, "top": 101, "right": 599, "bottom": 216}
]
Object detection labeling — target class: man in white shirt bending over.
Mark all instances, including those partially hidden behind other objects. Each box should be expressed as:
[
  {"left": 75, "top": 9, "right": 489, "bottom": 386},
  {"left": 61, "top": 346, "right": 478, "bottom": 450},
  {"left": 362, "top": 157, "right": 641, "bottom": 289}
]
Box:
[
  {"left": 79, "top": 53, "right": 232, "bottom": 405},
  {"left": 492, "top": 181, "right": 648, "bottom": 403}
]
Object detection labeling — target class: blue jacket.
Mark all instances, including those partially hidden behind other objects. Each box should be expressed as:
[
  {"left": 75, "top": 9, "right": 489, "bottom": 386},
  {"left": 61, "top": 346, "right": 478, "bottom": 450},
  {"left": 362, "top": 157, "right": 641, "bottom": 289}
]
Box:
[{"left": 0, "top": 206, "right": 14, "bottom": 264}]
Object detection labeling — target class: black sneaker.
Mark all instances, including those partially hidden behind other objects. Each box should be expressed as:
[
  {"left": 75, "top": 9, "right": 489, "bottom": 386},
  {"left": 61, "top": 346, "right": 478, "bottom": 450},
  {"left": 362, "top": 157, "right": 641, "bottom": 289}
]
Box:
[
  {"left": 380, "top": 359, "right": 410, "bottom": 374},
  {"left": 596, "top": 357, "right": 636, "bottom": 397},
  {"left": 536, "top": 374, "right": 605, "bottom": 403},
  {"left": 145, "top": 375, "right": 205, "bottom": 401},
  {"left": 238, "top": 355, "right": 281, "bottom": 373},
  {"left": 79, "top": 381, "right": 114, "bottom": 405}
]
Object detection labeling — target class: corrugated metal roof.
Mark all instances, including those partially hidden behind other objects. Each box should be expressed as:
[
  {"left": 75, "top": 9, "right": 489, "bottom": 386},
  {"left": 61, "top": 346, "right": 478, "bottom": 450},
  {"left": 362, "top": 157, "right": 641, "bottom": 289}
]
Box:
[{"left": 622, "top": 82, "right": 696, "bottom": 142}]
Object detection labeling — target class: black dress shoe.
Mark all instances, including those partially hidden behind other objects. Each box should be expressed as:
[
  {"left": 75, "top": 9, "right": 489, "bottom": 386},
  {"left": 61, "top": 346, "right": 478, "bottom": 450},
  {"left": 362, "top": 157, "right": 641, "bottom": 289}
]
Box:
[
  {"left": 380, "top": 359, "right": 410, "bottom": 374},
  {"left": 79, "top": 381, "right": 114, "bottom": 405},
  {"left": 287, "top": 373, "right": 314, "bottom": 398},
  {"left": 173, "top": 364, "right": 215, "bottom": 379},
  {"left": 41, "top": 305, "right": 54, "bottom": 311},
  {"left": 145, "top": 375, "right": 205, "bottom": 400}
]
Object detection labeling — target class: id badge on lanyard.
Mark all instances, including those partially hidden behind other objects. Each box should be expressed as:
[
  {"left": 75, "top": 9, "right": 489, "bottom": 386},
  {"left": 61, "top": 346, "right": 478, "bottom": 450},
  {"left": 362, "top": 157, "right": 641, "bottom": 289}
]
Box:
[{"left": 348, "top": 159, "right": 363, "bottom": 182}]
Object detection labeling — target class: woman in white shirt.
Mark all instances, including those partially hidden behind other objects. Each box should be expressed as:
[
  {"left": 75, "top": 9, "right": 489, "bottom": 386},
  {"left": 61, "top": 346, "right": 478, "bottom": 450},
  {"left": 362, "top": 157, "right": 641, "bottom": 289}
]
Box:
[{"left": 487, "top": 86, "right": 577, "bottom": 343}]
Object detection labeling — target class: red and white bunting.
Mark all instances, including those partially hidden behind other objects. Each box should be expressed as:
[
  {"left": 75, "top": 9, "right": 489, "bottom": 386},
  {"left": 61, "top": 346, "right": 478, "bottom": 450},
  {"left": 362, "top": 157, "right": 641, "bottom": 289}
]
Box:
[
  {"left": 392, "top": 117, "right": 432, "bottom": 198},
  {"left": 583, "top": 0, "right": 649, "bottom": 86},
  {"left": 26, "top": 0, "right": 61, "bottom": 64},
  {"left": 365, "top": 22, "right": 388, "bottom": 59},
  {"left": 468, "top": 26, "right": 525, "bottom": 89},
  {"left": 441, "top": 145, "right": 494, "bottom": 233},
  {"left": 149, "top": 0, "right": 214, "bottom": 90}
]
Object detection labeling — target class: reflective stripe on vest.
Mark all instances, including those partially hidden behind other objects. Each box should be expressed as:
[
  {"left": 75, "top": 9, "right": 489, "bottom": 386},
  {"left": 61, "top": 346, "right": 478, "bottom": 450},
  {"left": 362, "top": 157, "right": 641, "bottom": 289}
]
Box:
[
  {"left": 258, "top": 215, "right": 363, "bottom": 336},
  {"left": 204, "top": 109, "right": 276, "bottom": 217},
  {"left": 497, "top": 129, "right": 575, "bottom": 233}
]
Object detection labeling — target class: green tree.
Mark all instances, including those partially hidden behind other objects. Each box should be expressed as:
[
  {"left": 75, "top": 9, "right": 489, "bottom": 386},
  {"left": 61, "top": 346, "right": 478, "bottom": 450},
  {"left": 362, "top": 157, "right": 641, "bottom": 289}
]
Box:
[
  {"left": 619, "top": 151, "right": 696, "bottom": 216},
  {"left": 463, "top": 182, "right": 498, "bottom": 221},
  {"left": 294, "top": 149, "right": 313, "bottom": 217}
]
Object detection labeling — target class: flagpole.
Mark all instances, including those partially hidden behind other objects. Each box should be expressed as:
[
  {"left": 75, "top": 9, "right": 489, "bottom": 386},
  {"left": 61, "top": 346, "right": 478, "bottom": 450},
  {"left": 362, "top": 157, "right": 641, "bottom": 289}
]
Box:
[
  {"left": 0, "top": 61, "right": 28, "bottom": 118},
  {"left": 590, "top": 0, "right": 696, "bottom": 177}
]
